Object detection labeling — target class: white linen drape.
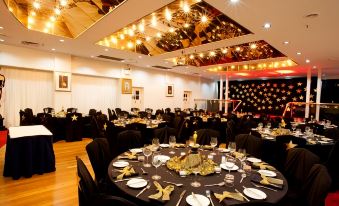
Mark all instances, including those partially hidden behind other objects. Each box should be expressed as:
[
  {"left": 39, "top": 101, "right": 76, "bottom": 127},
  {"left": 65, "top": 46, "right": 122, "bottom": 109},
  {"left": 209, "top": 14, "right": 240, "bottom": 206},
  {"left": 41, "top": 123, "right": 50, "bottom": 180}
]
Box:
[
  {"left": 0, "top": 67, "right": 54, "bottom": 127},
  {"left": 71, "top": 74, "right": 117, "bottom": 115}
]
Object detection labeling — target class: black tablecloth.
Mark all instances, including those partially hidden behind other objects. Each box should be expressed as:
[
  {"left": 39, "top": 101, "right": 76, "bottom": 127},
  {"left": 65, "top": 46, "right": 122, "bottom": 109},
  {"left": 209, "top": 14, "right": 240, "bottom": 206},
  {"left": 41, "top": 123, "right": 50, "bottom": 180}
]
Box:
[
  {"left": 3, "top": 134, "right": 56, "bottom": 180},
  {"left": 108, "top": 148, "right": 288, "bottom": 206}
]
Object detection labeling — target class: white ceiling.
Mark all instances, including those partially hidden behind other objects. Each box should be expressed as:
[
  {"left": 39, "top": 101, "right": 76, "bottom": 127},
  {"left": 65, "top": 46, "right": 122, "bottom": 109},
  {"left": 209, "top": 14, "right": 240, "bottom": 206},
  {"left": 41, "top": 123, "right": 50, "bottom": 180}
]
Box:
[{"left": 0, "top": 0, "right": 339, "bottom": 80}]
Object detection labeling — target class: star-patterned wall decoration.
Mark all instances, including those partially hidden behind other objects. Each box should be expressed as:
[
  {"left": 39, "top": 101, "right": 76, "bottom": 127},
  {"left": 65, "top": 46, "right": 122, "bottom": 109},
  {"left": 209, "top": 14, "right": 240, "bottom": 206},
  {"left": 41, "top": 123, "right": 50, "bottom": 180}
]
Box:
[{"left": 219, "top": 78, "right": 317, "bottom": 115}]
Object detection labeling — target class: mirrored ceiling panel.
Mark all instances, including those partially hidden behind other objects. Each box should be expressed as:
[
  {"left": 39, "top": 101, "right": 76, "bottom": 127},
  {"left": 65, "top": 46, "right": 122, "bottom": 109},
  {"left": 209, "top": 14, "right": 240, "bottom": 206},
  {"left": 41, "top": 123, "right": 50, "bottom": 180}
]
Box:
[
  {"left": 97, "top": 0, "right": 252, "bottom": 55},
  {"left": 4, "top": 0, "right": 126, "bottom": 38}
]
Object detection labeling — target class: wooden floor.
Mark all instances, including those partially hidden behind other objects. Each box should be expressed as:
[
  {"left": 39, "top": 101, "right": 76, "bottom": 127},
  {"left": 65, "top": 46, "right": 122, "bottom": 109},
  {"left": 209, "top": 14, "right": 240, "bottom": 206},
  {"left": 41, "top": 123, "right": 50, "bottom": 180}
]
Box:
[{"left": 0, "top": 138, "right": 93, "bottom": 206}]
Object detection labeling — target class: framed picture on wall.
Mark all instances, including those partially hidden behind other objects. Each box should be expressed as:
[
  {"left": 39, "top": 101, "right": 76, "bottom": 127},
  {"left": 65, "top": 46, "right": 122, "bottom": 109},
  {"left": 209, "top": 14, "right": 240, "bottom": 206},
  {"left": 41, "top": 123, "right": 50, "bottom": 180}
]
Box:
[
  {"left": 55, "top": 72, "right": 71, "bottom": 92},
  {"left": 166, "top": 84, "right": 174, "bottom": 97},
  {"left": 122, "top": 78, "right": 132, "bottom": 94}
]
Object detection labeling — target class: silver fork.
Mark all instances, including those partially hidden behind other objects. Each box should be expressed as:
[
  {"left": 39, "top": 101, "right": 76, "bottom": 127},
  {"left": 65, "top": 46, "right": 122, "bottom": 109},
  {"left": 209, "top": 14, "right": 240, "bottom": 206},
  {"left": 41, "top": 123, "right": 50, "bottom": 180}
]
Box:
[
  {"left": 206, "top": 190, "right": 215, "bottom": 206},
  {"left": 163, "top": 181, "right": 183, "bottom": 187},
  {"left": 140, "top": 168, "right": 148, "bottom": 175},
  {"left": 251, "top": 182, "right": 277, "bottom": 192},
  {"left": 204, "top": 182, "right": 225, "bottom": 187},
  {"left": 136, "top": 183, "right": 150, "bottom": 197}
]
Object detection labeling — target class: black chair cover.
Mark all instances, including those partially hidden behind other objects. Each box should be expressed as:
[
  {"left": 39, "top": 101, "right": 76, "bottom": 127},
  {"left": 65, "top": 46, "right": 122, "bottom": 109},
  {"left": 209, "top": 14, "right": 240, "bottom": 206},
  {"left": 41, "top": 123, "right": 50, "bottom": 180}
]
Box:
[
  {"left": 89, "top": 109, "right": 97, "bottom": 116},
  {"left": 67, "top": 107, "right": 77, "bottom": 113},
  {"left": 36, "top": 113, "right": 54, "bottom": 134},
  {"left": 145, "top": 108, "right": 153, "bottom": 113},
  {"left": 325, "top": 141, "right": 339, "bottom": 190},
  {"left": 138, "top": 111, "right": 148, "bottom": 118},
  {"left": 172, "top": 116, "right": 183, "bottom": 130},
  {"left": 323, "top": 128, "right": 339, "bottom": 140},
  {"left": 113, "top": 130, "right": 143, "bottom": 157},
  {"left": 177, "top": 119, "right": 193, "bottom": 143},
  {"left": 226, "top": 119, "right": 236, "bottom": 144},
  {"left": 196, "top": 129, "right": 220, "bottom": 146},
  {"left": 65, "top": 112, "right": 82, "bottom": 142},
  {"left": 154, "top": 126, "right": 177, "bottom": 144},
  {"left": 235, "top": 134, "right": 263, "bottom": 158},
  {"left": 115, "top": 108, "right": 122, "bottom": 116},
  {"left": 43, "top": 107, "right": 54, "bottom": 114}
]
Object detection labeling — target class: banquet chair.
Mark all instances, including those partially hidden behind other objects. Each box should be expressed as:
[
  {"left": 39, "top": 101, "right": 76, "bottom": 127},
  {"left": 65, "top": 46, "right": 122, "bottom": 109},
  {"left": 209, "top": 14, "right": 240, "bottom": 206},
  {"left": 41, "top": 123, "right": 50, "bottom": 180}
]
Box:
[
  {"left": 172, "top": 115, "right": 183, "bottom": 131},
  {"left": 165, "top": 107, "right": 171, "bottom": 114},
  {"left": 145, "top": 108, "right": 153, "bottom": 114},
  {"left": 323, "top": 128, "right": 339, "bottom": 140},
  {"left": 76, "top": 157, "right": 137, "bottom": 206},
  {"left": 225, "top": 119, "right": 236, "bottom": 144},
  {"left": 65, "top": 112, "right": 83, "bottom": 142},
  {"left": 207, "top": 117, "right": 221, "bottom": 131},
  {"left": 89, "top": 109, "right": 97, "bottom": 116},
  {"left": 19, "top": 110, "right": 32, "bottom": 126},
  {"left": 86, "top": 138, "right": 112, "bottom": 192},
  {"left": 155, "top": 109, "right": 164, "bottom": 116},
  {"left": 113, "top": 130, "right": 143, "bottom": 158},
  {"left": 235, "top": 134, "right": 263, "bottom": 158},
  {"left": 154, "top": 126, "right": 177, "bottom": 144},
  {"left": 115, "top": 108, "right": 122, "bottom": 115},
  {"left": 43, "top": 107, "right": 54, "bottom": 114},
  {"left": 67, "top": 107, "right": 77, "bottom": 113},
  {"left": 177, "top": 119, "right": 193, "bottom": 143},
  {"left": 36, "top": 113, "right": 54, "bottom": 134},
  {"left": 325, "top": 141, "right": 339, "bottom": 190},
  {"left": 196, "top": 129, "right": 220, "bottom": 146},
  {"left": 250, "top": 130, "right": 262, "bottom": 138},
  {"left": 283, "top": 148, "right": 320, "bottom": 201},
  {"left": 138, "top": 111, "right": 148, "bottom": 118},
  {"left": 24, "top": 108, "right": 35, "bottom": 125}
]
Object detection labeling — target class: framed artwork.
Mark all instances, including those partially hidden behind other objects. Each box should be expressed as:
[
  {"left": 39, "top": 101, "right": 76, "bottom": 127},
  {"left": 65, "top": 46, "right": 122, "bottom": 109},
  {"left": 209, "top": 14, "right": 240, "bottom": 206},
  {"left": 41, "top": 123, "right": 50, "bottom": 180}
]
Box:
[
  {"left": 166, "top": 84, "right": 174, "bottom": 97},
  {"left": 122, "top": 78, "right": 132, "bottom": 94},
  {"left": 55, "top": 72, "right": 71, "bottom": 92}
]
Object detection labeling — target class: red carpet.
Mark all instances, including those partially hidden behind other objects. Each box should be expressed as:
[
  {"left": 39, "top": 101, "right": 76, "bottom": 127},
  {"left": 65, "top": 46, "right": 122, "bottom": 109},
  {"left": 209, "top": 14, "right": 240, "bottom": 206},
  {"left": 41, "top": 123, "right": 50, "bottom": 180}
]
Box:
[
  {"left": 326, "top": 191, "right": 339, "bottom": 206},
  {"left": 0, "top": 130, "right": 7, "bottom": 149}
]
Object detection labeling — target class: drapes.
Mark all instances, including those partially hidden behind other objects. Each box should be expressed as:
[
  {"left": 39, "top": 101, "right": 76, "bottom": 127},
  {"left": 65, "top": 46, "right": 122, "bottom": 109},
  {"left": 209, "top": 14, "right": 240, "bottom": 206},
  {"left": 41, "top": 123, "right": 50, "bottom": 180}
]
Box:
[{"left": 0, "top": 67, "right": 53, "bottom": 127}]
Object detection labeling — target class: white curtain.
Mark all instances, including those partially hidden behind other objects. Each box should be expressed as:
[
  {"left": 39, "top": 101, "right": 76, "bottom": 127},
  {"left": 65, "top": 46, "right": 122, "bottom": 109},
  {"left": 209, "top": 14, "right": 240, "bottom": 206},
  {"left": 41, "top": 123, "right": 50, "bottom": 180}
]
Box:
[
  {"left": 71, "top": 74, "right": 118, "bottom": 115},
  {"left": 0, "top": 67, "right": 53, "bottom": 127}
]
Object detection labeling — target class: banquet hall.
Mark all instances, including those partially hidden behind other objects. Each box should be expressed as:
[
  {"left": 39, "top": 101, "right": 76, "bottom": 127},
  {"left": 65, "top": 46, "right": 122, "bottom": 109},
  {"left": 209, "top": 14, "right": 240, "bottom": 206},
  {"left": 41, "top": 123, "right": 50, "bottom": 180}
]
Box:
[{"left": 0, "top": 0, "right": 338, "bottom": 205}]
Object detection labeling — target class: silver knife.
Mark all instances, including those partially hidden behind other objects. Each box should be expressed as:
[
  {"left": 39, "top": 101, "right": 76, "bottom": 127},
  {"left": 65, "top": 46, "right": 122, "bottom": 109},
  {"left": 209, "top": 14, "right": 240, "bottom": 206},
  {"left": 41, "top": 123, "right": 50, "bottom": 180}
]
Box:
[
  {"left": 176, "top": 190, "right": 186, "bottom": 206},
  {"left": 235, "top": 189, "right": 250, "bottom": 202},
  {"left": 114, "top": 177, "right": 141, "bottom": 182},
  {"left": 192, "top": 192, "right": 202, "bottom": 206},
  {"left": 136, "top": 184, "right": 150, "bottom": 197}
]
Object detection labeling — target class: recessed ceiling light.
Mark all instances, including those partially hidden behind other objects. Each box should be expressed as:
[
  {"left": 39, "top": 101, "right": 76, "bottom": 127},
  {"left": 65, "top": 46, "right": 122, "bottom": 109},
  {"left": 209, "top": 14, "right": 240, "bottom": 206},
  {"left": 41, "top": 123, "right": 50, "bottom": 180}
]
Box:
[
  {"left": 164, "top": 61, "right": 168, "bottom": 64},
  {"left": 59, "top": 39, "right": 64, "bottom": 42},
  {"left": 263, "top": 23, "right": 271, "bottom": 29},
  {"left": 138, "top": 55, "right": 142, "bottom": 59},
  {"left": 306, "top": 59, "right": 310, "bottom": 63},
  {"left": 313, "top": 66, "right": 317, "bottom": 69},
  {"left": 90, "top": 55, "right": 94, "bottom": 58},
  {"left": 230, "top": 0, "right": 239, "bottom": 3},
  {"left": 0, "top": 26, "right": 3, "bottom": 29},
  {"left": 146, "top": 65, "right": 150, "bottom": 67},
  {"left": 0, "top": 39, "right": 4, "bottom": 42},
  {"left": 104, "top": 48, "right": 109, "bottom": 51},
  {"left": 283, "top": 41, "right": 289, "bottom": 45},
  {"left": 51, "top": 48, "right": 55, "bottom": 51},
  {"left": 296, "top": 52, "right": 301, "bottom": 55}
]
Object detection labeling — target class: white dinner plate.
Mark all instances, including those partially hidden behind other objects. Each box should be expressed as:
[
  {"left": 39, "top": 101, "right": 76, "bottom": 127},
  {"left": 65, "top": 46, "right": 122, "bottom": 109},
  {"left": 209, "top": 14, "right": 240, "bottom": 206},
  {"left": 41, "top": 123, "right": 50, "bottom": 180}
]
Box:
[
  {"left": 321, "top": 137, "right": 333, "bottom": 142},
  {"left": 160, "top": 144, "right": 169, "bottom": 148},
  {"left": 112, "top": 161, "right": 129, "bottom": 168},
  {"left": 243, "top": 188, "right": 267, "bottom": 200},
  {"left": 264, "top": 136, "right": 275, "bottom": 140},
  {"left": 129, "top": 148, "right": 142, "bottom": 153},
  {"left": 247, "top": 157, "right": 262, "bottom": 163},
  {"left": 186, "top": 194, "right": 210, "bottom": 206},
  {"left": 126, "top": 178, "right": 147, "bottom": 189},
  {"left": 157, "top": 155, "right": 170, "bottom": 163},
  {"left": 218, "top": 148, "right": 230, "bottom": 153},
  {"left": 258, "top": 169, "right": 277, "bottom": 177},
  {"left": 220, "top": 163, "right": 239, "bottom": 171}
]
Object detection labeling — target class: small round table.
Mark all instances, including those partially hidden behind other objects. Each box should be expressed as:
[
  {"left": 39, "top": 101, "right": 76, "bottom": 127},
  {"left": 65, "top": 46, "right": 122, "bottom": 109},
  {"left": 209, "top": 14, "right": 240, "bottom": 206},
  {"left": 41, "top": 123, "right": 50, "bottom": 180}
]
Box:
[{"left": 108, "top": 147, "right": 288, "bottom": 206}]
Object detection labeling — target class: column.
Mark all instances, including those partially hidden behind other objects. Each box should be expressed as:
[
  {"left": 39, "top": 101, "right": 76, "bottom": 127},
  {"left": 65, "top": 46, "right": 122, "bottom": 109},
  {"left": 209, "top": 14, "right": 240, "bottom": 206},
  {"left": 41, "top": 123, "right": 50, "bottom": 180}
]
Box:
[
  {"left": 224, "top": 74, "right": 229, "bottom": 114},
  {"left": 315, "top": 68, "right": 322, "bottom": 120},
  {"left": 219, "top": 75, "right": 223, "bottom": 111},
  {"left": 305, "top": 68, "right": 311, "bottom": 118}
]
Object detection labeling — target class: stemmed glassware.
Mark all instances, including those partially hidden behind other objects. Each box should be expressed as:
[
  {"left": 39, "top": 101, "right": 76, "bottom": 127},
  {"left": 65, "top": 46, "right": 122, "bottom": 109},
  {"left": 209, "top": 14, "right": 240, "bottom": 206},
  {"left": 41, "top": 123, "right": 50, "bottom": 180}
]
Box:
[
  {"left": 266, "top": 122, "right": 271, "bottom": 129},
  {"left": 190, "top": 156, "right": 201, "bottom": 187},
  {"left": 225, "top": 156, "right": 236, "bottom": 173},
  {"left": 152, "top": 138, "right": 160, "bottom": 151},
  {"left": 151, "top": 151, "right": 162, "bottom": 180},
  {"left": 210, "top": 137, "right": 218, "bottom": 155},
  {"left": 238, "top": 148, "right": 247, "bottom": 172},
  {"left": 291, "top": 124, "right": 297, "bottom": 132},
  {"left": 228, "top": 142, "right": 236, "bottom": 153},
  {"left": 258, "top": 122, "right": 263, "bottom": 131},
  {"left": 142, "top": 145, "right": 152, "bottom": 167},
  {"left": 169, "top": 135, "right": 176, "bottom": 154}
]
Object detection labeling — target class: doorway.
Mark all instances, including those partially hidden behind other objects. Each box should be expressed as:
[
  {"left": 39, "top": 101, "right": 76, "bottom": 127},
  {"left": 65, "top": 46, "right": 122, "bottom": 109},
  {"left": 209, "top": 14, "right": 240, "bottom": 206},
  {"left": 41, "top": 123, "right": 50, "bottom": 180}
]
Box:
[
  {"left": 183, "top": 91, "right": 192, "bottom": 109},
  {"left": 132, "top": 87, "right": 144, "bottom": 110}
]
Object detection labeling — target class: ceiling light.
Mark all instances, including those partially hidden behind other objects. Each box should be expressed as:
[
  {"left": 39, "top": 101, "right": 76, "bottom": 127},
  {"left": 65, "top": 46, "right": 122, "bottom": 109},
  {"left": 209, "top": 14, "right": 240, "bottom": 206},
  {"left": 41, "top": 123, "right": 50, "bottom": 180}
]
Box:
[
  {"left": 90, "top": 55, "right": 94, "bottom": 58},
  {"left": 138, "top": 23, "right": 144, "bottom": 33},
  {"left": 156, "top": 32, "right": 162, "bottom": 38},
  {"left": 30, "top": 11, "right": 36, "bottom": 16},
  {"left": 50, "top": 16, "right": 56, "bottom": 22},
  {"left": 119, "top": 34, "right": 125, "bottom": 40},
  {"left": 199, "top": 53, "right": 204, "bottom": 58},
  {"left": 296, "top": 52, "right": 301, "bottom": 55},
  {"left": 46, "top": 22, "right": 52, "bottom": 28},
  {"left": 51, "top": 48, "right": 55, "bottom": 51},
  {"left": 136, "top": 39, "right": 142, "bottom": 45},
  {"left": 283, "top": 41, "right": 289, "bottom": 45},
  {"left": 231, "top": 65, "right": 235, "bottom": 69},
  {"left": 183, "top": 2, "right": 190, "bottom": 13},
  {"left": 145, "top": 36, "right": 151, "bottom": 41},
  {"left": 209, "top": 51, "right": 216, "bottom": 57},
  {"left": 43, "top": 28, "right": 48, "bottom": 33},
  {"left": 131, "top": 24, "right": 137, "bottom": 31},
  {"left": 146, "top": 65, "right": 150, "bottom": 67},
  {"left": 28, "top": 25, "right": 32, "bottom": 29},
  {"left": 59, "top": 39, "right": 64, "bottom": 42},
  {"left": 54, "top": 8, "right": 61, "bottom": 15},
  {"left": 222, "top": 48, "right": 228, "bottom": 54},
  {"left": 138, "top": 56, "right": 142, "bottom": 59},
  {"left": 201, "top": 15, "right": 208, "bottom": 23},
  {"left": 169, "top": 27, "right": 175, "bottom": 33},
  {"left": 60, "top": 0, "right": 67, "bottom": 7},
  {"left": 0, "top": 39, "right": 4, "bottom": 42},
  {"left": 104, "top": 48, "right": 109, "bottom": 51},
  {"left": 184, "top": 23, "right": 189, "bottom": 28},
  {"left": 313, "top": 66, "right": 317, "bottom": 69},
  {"left": 33, "top": 1, "right": 40, "bottom": 9},
  {"left": 128, "top": 29, "right": 134, "bottom": 37},
  {"left": 151, "top": 14, "right": 157, "bottom": 26},
  {"left": 306, "top": 59, "right": 310, "bottom": 63},
  {"left": 111, "top": 36, "right": 117, "bottom": 44},
  {"left": 230, "top": 0, "right": 239, "bottom": 3},
  {"left": 263, "top": 23, "right": 271, "bottom": 29},
  {"left": 276, "top": 70, "right": 294, "bottom": 74},
  {"left": 235, "top": 47, "right": 241, "bottom": 51},
  {"left": 250, "top": 43, "right": 257, "bottom": 49},
  {"left": 28, "top": 17, "right": 34, "bottom": 24},
  {"left": 127, "top": 41, "right": 134, "bottom": 49},
  {"left": 165, "top": 8, "right": 172, "bottom": 21},
  {"left": 189, "top": 54, "right": 195, "bottom": 59}
]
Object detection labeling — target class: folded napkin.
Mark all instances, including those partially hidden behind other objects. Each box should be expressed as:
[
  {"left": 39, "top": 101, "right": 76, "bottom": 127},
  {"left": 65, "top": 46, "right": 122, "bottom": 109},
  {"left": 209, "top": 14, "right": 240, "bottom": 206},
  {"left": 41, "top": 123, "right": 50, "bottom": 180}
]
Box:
[
  {"left": 113, "top": 166, "right": 138, "bottom": 180},
  {"left": 253, "top": 162, "right": 276, "bottom": 171},
  {"left": 214, "top": 191, "right": 244, "bottom": 202},
  {"left": 251, "top": 173, "right": 284, "bottom": 189},
  {"left": 118, "top": 152, "right": 137, "bottom": 160},
  {"left": 307, "top": 140, "right": 317, "bottom": 145},
  {"left": 175, "top": 143, "right": 186, "bottom": 148},
  {"left": 202, "top": 145, "right": 213, "bottom": 150},
  {"left": 148, "top": 181, "right": 174, "bottom": 201},
  {"left": 233, "top": 151, "right": 245, "bottom": 159}
]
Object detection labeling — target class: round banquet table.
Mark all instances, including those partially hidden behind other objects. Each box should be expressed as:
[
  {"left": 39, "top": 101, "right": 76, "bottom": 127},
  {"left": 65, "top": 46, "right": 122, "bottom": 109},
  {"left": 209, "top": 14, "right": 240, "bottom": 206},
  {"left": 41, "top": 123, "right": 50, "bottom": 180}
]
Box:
[{"left": 108, "top": 147, "right": 288, "bottom": 206}]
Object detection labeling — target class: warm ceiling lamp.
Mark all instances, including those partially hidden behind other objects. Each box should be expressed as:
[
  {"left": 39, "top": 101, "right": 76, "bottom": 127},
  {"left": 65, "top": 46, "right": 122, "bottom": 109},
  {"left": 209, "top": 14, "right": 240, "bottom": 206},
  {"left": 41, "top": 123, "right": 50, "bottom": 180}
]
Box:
[
  {"left": 230, "top": 0, "right": 240, "bottom": 3},
  {"left": 111, "top": 36, "right": 117, "bottom": 44},
  {"left": 55, "top": 8, "right": 61, "bottom": 15},
  {"left": 276, "top": 70, "right": 294, "bottom": 74},
  {"left": 165, "top": 8, "right": 172, "bottom": 21},
  {"left": 199, "top": 53, "right": 204, "bottom": 58},
  {"left": 151, "top": 14, "right": 157, "bottom": 26},
  {"left": 138, "top": 23, "right": 145, "bottom": 33},
  {"left": 30, "top": 11, "right": 36, "bottom": 16},
  {"left": 183, "top": 2, "right": 190, "bottom": 13},
  {"left": 33, "top": 1, "right": 40, "bottom": 9},
  {"left": 236, "top": 47, "right": 241, "bottom": 51},
  {"left": 222, "top": 48, "right": 228, "bottom": 54},
  {"left": 237, "top": 72, "right": 249, "bottom": 76},
  {"left": 28, "top": 17, "right": 35, "bottom": 24},
  {"left": 50, "top": 16, "right": 56, "bottom": 22},
  {"left": 189, "top": 54, "right": 195, "bottom": 59},
  {"left": 169, "top": 27, "right": 175, "bottom": 33},
  {"left": 60, "top": 0, "right": 67, "bottom": 7},
  {"left": 250, "top": 43, "right": 257, "bottom": 49},
  {"left": 201, "top": 15, "right": 208, "bottom": 23},
  {"left": 136, "top": 39, "right": 142, "bottom": 45},
  {"left": 184, "top": 23, "right": 190, "bottom": 28},
  {"left": 209, "top": 51, "right": 216, "bottom": 57},
  {"left": 127, "top": 41, "right": 134, "bottom": 49}
]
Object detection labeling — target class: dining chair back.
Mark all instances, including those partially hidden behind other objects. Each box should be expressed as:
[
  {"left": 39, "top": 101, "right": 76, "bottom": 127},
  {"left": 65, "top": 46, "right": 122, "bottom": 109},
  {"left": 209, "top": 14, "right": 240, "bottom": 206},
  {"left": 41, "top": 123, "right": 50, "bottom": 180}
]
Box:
[
  {"left": 154, "top": 126, "right": 177, "bottom": 144},
  {"left": 196, "top": 129, "right": 220, "bottom": 146},
  {"left": 114, "top": 130, "right": 143, "bottom": 157},
  {"left": 325, "top": 141, "right": 339, "bottom": 190},
  {"left": 235, "top": 134, "right": 263, "bottom": 158}
]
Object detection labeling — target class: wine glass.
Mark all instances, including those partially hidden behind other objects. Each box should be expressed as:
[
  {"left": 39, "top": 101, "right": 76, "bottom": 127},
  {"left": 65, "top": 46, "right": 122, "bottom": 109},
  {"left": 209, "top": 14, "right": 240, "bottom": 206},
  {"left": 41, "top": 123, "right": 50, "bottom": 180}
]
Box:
[
  {"left": 228, "top": 142, "right": 236, "bottom": 153},
  {"left": 210, "top": 137, "right": 218, "bottom": 155},
  {"left": 258, "top": 122, "right": 263, "bottom": 131},
  {"left": 143, "top": 145, "right": 152, "bottom": 168},
  {"left": 152, "top": 138, "right": 160, "bottom": 151},
  {"left": 169, "top": 135, "right": 176, "bottom": 154},
  {"left": 266, "top": 122, "right": 271, "bottom": 129},
  {"left": 151, "top": 152, "right": 162, "bottom": 180},
  {"left": 188, "top": 136, "right": 194, "bottom": 147},
  {"left": 305, "top": 126, "right": 311, "bottom": 134},
  {"left": 147, "top": 112, "right": 152, "bottom": 120},
  {"left": 225, "top": 156, "right": 236, "bottom": 173},
  {"left": 238, "top": 148, "right": 247, "bottom": 172},
  {"left": 190, "top": 157, "right": 201, "bottom": 187},
  {"left": 291, "top": 124, "right": 296, "bottom": 132}
]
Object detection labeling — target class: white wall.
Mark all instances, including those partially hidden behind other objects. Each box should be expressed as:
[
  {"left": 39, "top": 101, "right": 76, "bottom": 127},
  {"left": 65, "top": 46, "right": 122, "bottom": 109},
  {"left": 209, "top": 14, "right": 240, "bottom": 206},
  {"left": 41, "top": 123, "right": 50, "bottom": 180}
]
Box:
[{"left": 0, "top": 44, "right": 217, "bottom": 126}]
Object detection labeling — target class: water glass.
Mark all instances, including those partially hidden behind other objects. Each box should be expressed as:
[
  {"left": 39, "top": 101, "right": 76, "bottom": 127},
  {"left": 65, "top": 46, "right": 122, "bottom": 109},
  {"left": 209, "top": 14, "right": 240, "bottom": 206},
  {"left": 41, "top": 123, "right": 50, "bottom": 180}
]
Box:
[
  {"left": 243, "top": 164, "right": 252, "bottom": 176},
  {"left": 143, "top": 145, "right": 152, "bottom": 167},
  {"left": 152, "top": 152, "right": 162, "bottom": 180},
  {"left": 210, "top": 137, "right": 218, "bottom": 155},
  {"left": 169, "top": 135, "right": 176, "bottom": 154},
  {"left": 152, "top": 138, "right": 160, "bottom": 151},
  {"left": 225, "top": 156, "right": 236, "bottom": 173},
  {"left": 224, "top": 174, "right": 234, "bottom": 187},
  {"left": 266, "top": 122, "right": 271, "bottom": 129},
  {"left": 228, "top": 142, "right": 236, "bottom": 153}
]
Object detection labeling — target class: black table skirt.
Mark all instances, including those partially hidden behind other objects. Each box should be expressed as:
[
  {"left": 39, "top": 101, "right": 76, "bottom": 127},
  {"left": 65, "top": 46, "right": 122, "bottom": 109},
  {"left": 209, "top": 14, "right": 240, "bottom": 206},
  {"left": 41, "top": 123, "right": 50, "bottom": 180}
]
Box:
[
  {"left": 3, "top": 134, "right": 56, "bottom": 180},
  {"left": 108, "top": 148, "right": 288, "bottom": 206}
]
